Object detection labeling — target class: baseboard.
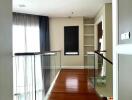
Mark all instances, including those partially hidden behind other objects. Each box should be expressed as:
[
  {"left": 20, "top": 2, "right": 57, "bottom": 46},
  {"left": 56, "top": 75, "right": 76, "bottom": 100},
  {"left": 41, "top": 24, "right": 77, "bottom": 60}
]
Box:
[
  {"left": 61, "top": 66, "right": 84, "bottom": 69},
  {"left": 84, "top": 66, "right": 97, "bottom": 69}
]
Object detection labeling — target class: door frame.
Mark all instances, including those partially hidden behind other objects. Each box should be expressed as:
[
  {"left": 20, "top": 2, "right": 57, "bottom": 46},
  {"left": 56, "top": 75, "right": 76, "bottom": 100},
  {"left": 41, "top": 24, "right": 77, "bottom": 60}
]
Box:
[{"left": 112, "top": 0, "right": 118, "bottom": 99}]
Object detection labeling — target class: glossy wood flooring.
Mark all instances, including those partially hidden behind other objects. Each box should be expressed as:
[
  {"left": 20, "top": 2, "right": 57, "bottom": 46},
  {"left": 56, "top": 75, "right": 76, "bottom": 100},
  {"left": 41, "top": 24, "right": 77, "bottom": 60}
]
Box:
[{"left": 48, "top": 69, "right": 102, "bottom": 100}]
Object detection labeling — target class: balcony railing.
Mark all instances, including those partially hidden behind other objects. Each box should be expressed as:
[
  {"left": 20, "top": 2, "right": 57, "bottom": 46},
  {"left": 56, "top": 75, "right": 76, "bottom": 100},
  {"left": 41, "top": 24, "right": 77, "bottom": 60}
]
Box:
[
  {"left": 86, "top": 50, "right": 113, "bottom": 99},
  {"left": 13, "top": 51, "right": 61, "bottom": 100}
]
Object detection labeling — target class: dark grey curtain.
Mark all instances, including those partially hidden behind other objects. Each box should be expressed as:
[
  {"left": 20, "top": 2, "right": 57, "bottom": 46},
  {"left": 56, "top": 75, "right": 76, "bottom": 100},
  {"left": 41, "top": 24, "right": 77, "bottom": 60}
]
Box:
[
  {"left": 39, "top": 16, "right": 50, "bottom": 52},
  {"left": 39, "top": 16, "right": 50, "bottom": 94}
]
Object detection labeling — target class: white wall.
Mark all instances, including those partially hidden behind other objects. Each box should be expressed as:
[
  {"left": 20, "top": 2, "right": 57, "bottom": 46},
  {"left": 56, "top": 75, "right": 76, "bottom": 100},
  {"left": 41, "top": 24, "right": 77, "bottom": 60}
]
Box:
[
  {"left": 95, "top": 3, "right": 112, "bottom": 61},
  {"left": 105, "top": 4, "right": 113, "bottom": 62},
  {"left": 49, "top": 17, "right": 84, "bottom": 69},
  {"left": 95, "top": 5, "right": 105, "bottom": 51},
  {"left": 95, "top": 3, "right": 112, "bottom": 67},
  {"left": 0, "top": 0, "right": 13, "bottom": 100},
  {"left": 95, "top": 3, "right": 113, "bottom": 96}
]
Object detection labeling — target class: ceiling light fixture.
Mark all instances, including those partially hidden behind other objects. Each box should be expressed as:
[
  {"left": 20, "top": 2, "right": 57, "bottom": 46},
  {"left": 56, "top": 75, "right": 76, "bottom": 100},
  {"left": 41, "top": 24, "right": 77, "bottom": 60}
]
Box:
[{"left": 68, "top": 11, "right": 74, "bottom": 18}]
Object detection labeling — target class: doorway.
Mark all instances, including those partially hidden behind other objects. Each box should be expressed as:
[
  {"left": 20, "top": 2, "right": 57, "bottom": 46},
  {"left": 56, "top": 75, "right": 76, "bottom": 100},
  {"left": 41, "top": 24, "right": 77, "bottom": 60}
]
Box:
[
  {"left": 97, "top": 21, "right": 103, "bottom": 51},
  {"left": 97, "top": 22, "right": 104, "bottom": 76}
]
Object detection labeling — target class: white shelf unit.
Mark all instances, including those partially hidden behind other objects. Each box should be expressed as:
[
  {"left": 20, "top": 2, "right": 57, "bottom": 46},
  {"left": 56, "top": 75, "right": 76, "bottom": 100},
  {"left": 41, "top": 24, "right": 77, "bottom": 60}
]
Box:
[
  {"left": 83, "top": 18, "right": 95, "bottom": 67},
  {"left": 84, "top": 24, "right": 94, "bottom": 26},
  {"left": 84, "top": 45, "right": 94, "bottom": 47},
  {"left": 84, "top": 34, "right": 94, "bottom": 37}
]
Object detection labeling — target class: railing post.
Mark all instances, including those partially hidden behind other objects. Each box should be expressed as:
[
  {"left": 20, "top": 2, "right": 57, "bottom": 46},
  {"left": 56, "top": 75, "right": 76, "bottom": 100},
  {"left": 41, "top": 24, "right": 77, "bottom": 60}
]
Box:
[{"left": 34, "top": 54, "right": 36, "bottom": 100}]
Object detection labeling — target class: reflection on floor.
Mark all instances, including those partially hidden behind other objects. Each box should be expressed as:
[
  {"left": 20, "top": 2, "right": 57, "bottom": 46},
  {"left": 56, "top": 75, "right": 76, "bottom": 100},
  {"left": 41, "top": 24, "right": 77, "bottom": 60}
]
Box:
[{"left": 48, "top": 69, "right": 101, "bottom": 100}]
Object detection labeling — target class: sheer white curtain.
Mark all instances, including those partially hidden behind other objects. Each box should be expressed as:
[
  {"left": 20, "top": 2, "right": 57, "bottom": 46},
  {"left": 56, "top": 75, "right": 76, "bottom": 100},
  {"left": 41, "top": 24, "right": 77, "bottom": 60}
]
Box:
[
  {"left": 13, "top": 13, "right": 43, "bottom": 100},
  {"left": 13, "top": 13, "right": 40, "bottom": 53}
]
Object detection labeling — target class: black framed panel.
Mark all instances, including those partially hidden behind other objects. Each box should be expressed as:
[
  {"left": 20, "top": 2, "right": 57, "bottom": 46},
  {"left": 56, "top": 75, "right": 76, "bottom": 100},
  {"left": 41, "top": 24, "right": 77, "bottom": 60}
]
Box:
[{"left": 64, "top": 26, "right": 79, "bottom": 55}]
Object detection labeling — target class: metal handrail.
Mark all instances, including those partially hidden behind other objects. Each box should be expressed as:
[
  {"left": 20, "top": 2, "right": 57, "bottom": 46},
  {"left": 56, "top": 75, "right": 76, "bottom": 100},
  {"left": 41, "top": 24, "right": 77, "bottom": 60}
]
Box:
[
  {"left": 14, "top": 52, "right": 38, "bottom": 56},
  {"left": 13, "top": 50, "right": 61, "bottom": 100},
  {"left": 14, "top": 51, "right": 61, "bottom": 56},
  {"left": 94, "top": 50, "right": 113, "bottom": 64}
]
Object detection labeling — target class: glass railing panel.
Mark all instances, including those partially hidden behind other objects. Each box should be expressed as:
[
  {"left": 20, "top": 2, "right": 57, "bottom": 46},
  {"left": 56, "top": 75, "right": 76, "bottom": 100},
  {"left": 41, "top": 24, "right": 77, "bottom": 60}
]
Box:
[
  {"left": 86, "top": 52, "right": 96, "bottom": 87},
  {"left": 40, "top": 51, "right": 61, "bottom": 95},
  {"left": 94, "top": 52, "right": 113, "bottom": 98},
  {"left": 34, "top": 55, "right": 43, "bottom": 100},
  {"left": 13, "top": 55, "right": 36, "bottom": 100},
  {"left": 86, "top": 51, "right": 113, "bottom": 98},
  {"left": 13, "top": 51, "right": 61, "bottom": 100}
]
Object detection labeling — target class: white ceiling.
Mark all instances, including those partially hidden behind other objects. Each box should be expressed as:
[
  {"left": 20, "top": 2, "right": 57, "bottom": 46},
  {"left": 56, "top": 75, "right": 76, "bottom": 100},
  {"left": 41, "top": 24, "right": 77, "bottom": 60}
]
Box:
[{"left": 13, "top": 0, "right": 112, "bottom": 17}]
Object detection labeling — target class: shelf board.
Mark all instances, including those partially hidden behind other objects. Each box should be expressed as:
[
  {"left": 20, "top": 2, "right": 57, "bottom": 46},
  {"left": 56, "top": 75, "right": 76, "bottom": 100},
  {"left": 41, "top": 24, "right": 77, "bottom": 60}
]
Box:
[
  {"left": 87, "top": 52, "right": 95, "bottom": 54},
  {"left": 84, "top": 45, "right": 94, "bottom": 47},
  {"left": 84, "top": 55, "right": 94, "bottom": 57},
  {"left": 84, "top": 34, "right": 94, "bottom": 36},
  {"left": 84, "top": 24, "right": 94, "bottom": 26},
  {"left": 84, "top": 52, "right": 94, "bottom": 56}
]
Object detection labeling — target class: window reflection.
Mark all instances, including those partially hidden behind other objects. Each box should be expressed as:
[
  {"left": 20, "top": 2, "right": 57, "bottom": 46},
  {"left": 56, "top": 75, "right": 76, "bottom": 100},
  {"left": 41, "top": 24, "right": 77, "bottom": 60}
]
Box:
[{"left": 66, "top": 77, "right": 78, "bottom": 92}]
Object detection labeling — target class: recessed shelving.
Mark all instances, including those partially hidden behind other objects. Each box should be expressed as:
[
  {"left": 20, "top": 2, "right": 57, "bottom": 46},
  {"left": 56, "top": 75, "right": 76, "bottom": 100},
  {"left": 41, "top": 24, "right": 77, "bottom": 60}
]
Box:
[
  {"left": 84, "top": 34, "right": 94, "bottom": 36},
  {"left": 84, "top": 45, "right": 94, "bottom": 47},
  {"left": 83, "top": 18, "right": 95, "bottom": 68}
]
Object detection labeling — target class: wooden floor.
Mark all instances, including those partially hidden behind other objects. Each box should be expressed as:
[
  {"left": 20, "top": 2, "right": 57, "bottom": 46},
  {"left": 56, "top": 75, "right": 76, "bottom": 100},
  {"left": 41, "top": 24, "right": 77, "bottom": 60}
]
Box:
[{"left": 48, "top": 69, "right": 102, "bottom": 100}]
